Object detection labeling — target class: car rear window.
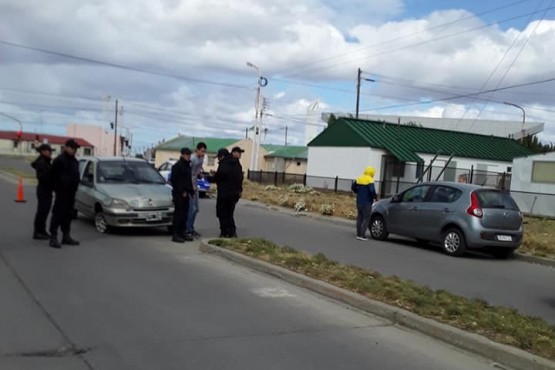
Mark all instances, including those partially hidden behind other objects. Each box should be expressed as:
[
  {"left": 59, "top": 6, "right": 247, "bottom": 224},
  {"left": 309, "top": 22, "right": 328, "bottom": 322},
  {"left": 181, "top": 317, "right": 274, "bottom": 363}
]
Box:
[{"left": 476, "top": 190, "right": 519, "bottom": 210}]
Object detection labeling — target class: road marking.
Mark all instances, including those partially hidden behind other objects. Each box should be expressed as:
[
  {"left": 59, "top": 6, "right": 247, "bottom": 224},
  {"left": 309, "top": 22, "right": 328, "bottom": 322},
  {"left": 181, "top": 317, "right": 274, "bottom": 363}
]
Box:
[{"left": 252, "top": 287, "right": 296, "bottom": 298}]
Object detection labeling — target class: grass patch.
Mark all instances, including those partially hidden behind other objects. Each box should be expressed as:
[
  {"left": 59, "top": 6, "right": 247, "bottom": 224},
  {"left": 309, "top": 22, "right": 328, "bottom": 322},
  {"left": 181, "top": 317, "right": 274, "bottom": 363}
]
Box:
[
  {"left": 242, "top": 181, "right": 555, "bottom": 259},
  {"left": 210, "top": 238, "right": 555, "bottom": 360}
]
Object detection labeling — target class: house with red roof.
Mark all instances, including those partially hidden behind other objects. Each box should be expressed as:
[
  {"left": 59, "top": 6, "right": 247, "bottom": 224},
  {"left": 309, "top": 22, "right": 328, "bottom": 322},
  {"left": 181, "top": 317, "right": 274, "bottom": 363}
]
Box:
[{"left": 0, "top": 131, "right": 94, "bottom": 157}]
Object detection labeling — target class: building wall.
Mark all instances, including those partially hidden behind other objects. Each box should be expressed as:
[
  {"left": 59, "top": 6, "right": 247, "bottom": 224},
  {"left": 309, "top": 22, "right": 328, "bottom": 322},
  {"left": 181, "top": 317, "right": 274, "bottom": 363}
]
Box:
[
  {"left": 510, "top": 152, "right": 555, "bottom": 217},
  {"left": 67, "top": 124, "right": 121, "bottom": 157},
  {"left": 265, "top": 157, "right": 307, "bottom": 174}
]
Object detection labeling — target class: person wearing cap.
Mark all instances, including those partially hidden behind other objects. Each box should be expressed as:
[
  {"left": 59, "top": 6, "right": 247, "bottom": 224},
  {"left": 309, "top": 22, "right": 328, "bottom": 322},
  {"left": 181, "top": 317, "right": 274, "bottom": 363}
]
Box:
[
  {"left": 207, "top": 147, "right": 244, "bottom": 238},
  {"left": 169, "top": 147, "right": 195, "bottom": 243},
  {"left": 185, "top": 142, "right": 207, "bottom": 239},
  {"left": 31, "top": 143, "right": 54, "bottom": 240},
  {"left": 49, "top": 139, "right": 81, "bottom": 249}
]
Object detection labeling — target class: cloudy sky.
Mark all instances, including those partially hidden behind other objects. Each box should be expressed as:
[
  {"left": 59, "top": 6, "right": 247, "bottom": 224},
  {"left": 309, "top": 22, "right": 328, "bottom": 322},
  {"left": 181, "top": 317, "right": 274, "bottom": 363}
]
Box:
[{"left": 1, "top": 0, "right": 555, "bottom": 152}]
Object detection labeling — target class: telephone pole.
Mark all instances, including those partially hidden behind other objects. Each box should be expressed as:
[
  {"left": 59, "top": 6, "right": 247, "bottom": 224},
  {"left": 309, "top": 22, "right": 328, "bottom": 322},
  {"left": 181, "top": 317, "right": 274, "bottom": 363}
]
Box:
[
  {"left": 355, "top": 68, "right": 375, "bottom": 119},
  {"left": 113, "top": 99, "right": 119, "bottom": 156}
]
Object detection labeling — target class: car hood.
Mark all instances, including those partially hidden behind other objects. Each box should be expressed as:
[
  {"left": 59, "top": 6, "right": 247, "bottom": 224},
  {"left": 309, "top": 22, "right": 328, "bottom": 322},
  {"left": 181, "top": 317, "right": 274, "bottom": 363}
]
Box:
[
  {"left": 97, "top": 183, "right": 173, "bottom": 207},
  {"left": 374, "top": 197, "right": 391, "bottom": 206}
]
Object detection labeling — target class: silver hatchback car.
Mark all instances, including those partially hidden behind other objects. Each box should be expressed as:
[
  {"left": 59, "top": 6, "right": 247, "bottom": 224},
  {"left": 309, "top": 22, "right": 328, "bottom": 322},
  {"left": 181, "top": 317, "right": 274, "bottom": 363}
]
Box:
[
  {"left": 370, "top": 182, "right": 523, "bottom": 258},
  {"left": 75, "top": 157, "right": 174, "bottom": 233}
]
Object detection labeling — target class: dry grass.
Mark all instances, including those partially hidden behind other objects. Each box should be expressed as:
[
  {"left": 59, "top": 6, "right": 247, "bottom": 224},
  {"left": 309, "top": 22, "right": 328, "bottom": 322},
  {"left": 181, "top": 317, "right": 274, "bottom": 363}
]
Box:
[
  {"left": 242, "top": 180, "right": 555, "bottom": 259},
  {"left": 210, "top": 238, "right": 555, "bottom": 360}
]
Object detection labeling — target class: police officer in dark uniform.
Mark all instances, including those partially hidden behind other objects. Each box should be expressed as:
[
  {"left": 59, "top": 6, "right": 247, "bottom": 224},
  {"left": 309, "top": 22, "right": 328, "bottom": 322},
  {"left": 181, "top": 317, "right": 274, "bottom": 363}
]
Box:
[
  {"left": 49, "top": 139, "right": 81, "bottom": 249},
  {"left": 170, "top": 147, "right": 194, "bottom": 243},
  {"left": 207, "top": 148, "right": 244, "bottom": 238},
  {"left": 31, "top": 143, "right": 53, "bottom": 240}
]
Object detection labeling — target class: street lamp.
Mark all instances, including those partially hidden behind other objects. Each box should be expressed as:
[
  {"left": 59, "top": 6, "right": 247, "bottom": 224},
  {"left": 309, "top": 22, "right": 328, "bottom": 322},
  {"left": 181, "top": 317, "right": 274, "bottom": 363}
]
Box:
[
  {"left": 246, "top": 61, "right": 267, "bottom": 171},
  {"left": 356, "top": 68, "right": 376, "bottom": 119},
  {"left": 0, "top": 112, "right": 23, "bottom": 155},
  {"left": 504, "top": 102, "right": 526, "bottom": 143}
]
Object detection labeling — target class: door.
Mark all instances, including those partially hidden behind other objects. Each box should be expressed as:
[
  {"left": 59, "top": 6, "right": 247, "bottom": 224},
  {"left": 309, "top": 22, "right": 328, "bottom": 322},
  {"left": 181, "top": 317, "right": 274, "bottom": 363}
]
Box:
[
  {"left": 387, "top": 185, "right": 431, "bottom": 237},
  {"left": 417, "top": 185, "right": 463, "bottom": 241},
  {"left": 75, "top": 161, "right": 96, "bottom": 217}
]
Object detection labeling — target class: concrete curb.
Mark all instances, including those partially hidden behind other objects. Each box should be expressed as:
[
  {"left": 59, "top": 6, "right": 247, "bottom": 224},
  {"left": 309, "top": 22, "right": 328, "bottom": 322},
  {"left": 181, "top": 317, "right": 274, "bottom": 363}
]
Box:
[
  {"left": 241, "top": 199, "right": 555, "bottom": 268},
  {"left": 200, "top": 240, "right": 555, "bottom": 370}
]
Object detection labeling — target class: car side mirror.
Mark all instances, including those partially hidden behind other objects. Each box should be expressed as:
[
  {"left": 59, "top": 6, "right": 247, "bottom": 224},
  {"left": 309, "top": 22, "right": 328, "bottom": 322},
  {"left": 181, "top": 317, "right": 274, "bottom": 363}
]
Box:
[{"left": 391, "top": 195, "right": 401, "bottom": 203}]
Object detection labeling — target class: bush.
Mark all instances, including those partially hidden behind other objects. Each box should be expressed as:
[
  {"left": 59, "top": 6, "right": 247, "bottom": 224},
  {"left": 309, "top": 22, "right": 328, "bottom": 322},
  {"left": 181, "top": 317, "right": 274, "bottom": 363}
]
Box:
[
  {"left": 288, "top": 183, "right": 313, "bottom": 194},
  {"left": 278, "top": 195, "right": 289, "bottom": 206},
  {"left": 264, "top": 185, "right": 279, "bottom": 191},
  {"left": 294, "top": 198, "right": 307, "bottom": 212},
  {"left": 319, "top": 203, "right": 334, "bottom": 216}
]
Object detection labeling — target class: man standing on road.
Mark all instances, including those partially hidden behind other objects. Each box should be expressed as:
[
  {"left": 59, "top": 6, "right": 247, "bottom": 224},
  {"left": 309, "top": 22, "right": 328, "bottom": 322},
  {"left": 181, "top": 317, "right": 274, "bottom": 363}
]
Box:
[
  {"left": 208, "top": 148, "right": 244, "bottom": 238},
  {"left": 351, "top": 166, "right": 377, "bottom": 241},
  {"left": 31, "top": 143, "right": 53, "bottom": 240},
  {"left": 170, "top": 148, "right": 194, "bottom": 243},
  {"left": 185, "top": 142, "right": 207, "bottom": 239},
  {"left": 49, "top": 139, "right": 81, "bottom": 249}
]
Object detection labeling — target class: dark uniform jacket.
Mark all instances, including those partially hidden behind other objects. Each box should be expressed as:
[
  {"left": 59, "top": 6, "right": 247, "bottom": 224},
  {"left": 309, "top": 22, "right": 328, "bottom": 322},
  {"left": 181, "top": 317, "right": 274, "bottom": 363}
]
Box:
[
  {"left": 208, "top": 156, "right": 243, "bottom": 198},
  {"left": 50, "top": 152, "right": 80, "bottom": 194},
  {"left": 170, "top": 158, "right": 194, "bottom": 199},
  {"left": 31, "top": 155, "right": 53, "bottom": 195}
]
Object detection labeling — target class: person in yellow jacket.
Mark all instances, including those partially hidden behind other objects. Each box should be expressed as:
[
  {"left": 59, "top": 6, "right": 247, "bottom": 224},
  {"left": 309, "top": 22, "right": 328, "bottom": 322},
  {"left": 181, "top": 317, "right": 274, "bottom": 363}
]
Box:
[{"left": 351, "top": 166, "right": 377, "bottom": 241}]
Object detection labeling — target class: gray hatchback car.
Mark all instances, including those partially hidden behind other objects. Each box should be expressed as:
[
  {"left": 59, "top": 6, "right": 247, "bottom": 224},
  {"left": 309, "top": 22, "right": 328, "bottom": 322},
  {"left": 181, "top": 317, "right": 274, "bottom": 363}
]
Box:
[{"left": 369, "top": 182, "right": 523, "bottom": 258}]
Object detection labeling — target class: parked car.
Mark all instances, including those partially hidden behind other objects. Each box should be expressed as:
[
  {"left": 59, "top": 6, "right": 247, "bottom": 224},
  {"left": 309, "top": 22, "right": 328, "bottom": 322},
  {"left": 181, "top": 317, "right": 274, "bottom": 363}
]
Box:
[
  {"left": 369, "top": 182, "right": 523, "bottom": 258},
  {"left": 75, "top": 157, "right": 174, "bottom": 233},
  {"left": 157, "top": 160, "right": 211, "bottom": 198}
]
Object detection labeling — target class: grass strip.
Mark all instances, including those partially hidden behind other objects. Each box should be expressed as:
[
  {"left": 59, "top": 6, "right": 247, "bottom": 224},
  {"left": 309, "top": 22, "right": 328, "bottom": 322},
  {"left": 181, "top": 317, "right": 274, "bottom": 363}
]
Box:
[{"left": 210, "top": 237, "right": 555, "bottom": 360}]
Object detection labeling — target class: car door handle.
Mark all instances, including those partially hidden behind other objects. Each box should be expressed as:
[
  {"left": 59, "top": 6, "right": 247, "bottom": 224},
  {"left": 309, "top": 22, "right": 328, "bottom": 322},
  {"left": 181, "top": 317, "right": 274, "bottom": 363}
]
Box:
[{"left": 442, "top": 208, "right": 452, "bottom": 213}]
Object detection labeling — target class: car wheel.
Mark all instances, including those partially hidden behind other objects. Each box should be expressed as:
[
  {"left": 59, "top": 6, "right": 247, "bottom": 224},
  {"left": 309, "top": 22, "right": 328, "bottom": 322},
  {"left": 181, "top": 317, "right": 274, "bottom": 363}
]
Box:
[
  {"left": 490, "top": 248, "right": 515, "bottom": 259},
  {"left": 370, "top": 215, "right": 389, "bottom": 241},
  {"left": 95, "top": 212, "right": 110, "bottom": 234},
  {"left": 442, "top": 228, "right": 466, "bottom": 256}
]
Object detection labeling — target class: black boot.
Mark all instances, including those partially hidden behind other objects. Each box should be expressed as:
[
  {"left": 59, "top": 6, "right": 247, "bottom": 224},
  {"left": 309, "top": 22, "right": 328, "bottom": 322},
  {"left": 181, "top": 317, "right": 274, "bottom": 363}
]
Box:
[
  {"left": 33, "top": 231, "right": 51, "bottom": 240},
  {"left": 49, "top": 236, "right": 61, "bottom": 249},
  {"left": 62, "top": 234, "right": 80, "bottom": 246}
]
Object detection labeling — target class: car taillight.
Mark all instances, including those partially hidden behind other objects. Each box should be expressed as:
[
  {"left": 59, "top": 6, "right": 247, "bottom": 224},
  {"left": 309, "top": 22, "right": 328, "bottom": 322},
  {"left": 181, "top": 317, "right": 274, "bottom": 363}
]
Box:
[{"left": 467, "top": 191, "right": 483, "bottom": 218}]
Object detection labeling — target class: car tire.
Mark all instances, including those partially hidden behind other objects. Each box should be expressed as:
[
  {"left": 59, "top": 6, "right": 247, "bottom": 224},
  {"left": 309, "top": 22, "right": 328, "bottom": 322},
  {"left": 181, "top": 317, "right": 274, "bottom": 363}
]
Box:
[
  {"left": 94, "top": 211, "right": 110, "bottom": 234},
  {"left": 442, "top": 228, "right": 466, "bottom": 257},
  {"left": 370, "top": 215, "right": 389, "bottom": 241},
  {"left": 490, "top": 248, "right": 515, "bottom": 259}
]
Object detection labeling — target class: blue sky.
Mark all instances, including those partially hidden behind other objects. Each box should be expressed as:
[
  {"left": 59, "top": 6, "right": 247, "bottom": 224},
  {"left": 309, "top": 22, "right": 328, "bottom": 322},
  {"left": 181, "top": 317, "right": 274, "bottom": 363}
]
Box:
[{"left": 0, "top": 0, "right": 554, "bottom": 151}]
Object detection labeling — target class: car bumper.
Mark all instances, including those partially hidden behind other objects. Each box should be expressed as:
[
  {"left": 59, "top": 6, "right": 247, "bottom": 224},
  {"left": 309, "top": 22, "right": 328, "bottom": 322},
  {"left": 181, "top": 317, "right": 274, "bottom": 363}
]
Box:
[
  {"left": 103, "top": 208, "right": 174, "bottom": 228},
  {"left": 465, "top": 226, "right": 523, "bottom": 249}
]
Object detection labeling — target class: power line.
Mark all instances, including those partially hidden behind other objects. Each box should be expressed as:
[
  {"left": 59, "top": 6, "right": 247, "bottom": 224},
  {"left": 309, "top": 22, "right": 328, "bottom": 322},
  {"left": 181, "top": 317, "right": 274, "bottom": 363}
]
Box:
[
  {"left": 274, "top": 0, "right": 536, "bottom": 77},
  {"left": 0, "top": 39, "right": 248, "bottom": 90}
]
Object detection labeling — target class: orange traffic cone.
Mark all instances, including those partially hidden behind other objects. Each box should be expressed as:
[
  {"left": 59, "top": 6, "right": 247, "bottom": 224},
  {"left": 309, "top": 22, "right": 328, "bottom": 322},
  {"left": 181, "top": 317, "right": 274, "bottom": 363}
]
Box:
[{"left": 15, "top": 177, "right": 26, "bottom": 203}]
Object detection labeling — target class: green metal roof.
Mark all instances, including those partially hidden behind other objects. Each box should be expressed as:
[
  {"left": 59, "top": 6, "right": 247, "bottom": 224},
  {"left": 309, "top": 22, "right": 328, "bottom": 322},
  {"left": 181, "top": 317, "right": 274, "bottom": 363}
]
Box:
[
  {"left": 156, "top": 136, "right": 240, "bottom": 153},
  {"left": 264, "top": 145, "right": 308, "bottom": 160},
  {"left": 308, "top": 118, "right": 533, "bottom": 163}
]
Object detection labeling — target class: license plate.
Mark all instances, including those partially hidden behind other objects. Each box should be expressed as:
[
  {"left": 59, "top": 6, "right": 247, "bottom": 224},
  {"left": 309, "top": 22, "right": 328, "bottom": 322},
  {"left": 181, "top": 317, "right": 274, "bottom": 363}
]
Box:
[
  {"left": 145, "top": 212, "right": 162, "bottom": 222},
  {"left": 497, "top": 235, "right": 512, "bottom": 242}
]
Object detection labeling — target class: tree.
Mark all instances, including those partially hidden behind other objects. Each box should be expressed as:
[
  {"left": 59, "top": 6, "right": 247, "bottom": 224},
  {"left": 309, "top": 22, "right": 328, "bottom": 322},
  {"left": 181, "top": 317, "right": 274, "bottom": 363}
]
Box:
[
  {"left": 521, "top": 135, "right": 555, "bottom": 153},
  {"left": 327, "top": 114, "right": 338, "bottom": 127}
]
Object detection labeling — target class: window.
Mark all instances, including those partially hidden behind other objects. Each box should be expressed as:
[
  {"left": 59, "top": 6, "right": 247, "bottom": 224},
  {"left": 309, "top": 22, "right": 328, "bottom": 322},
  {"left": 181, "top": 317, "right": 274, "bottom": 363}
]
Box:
[
  {"left": 401, "top": 185, "right": 431, "bottom": 202},
  {"left": 81, "top": 162, "right": 94, "bottom": 186},
  {"left": 297, "top": 161, "right": 301, "bottom": 166},
  {"left": 429, "top": 186, "right": 462, "bottom": 203},
  {"left": 476, "top": 190, "right": 519, "bottom": 210},
  {"left": 84, "top": 148, "right": 92, "bottom": 156},
  {"left": 531, "top": 161, "right": 555, "bottom": 184}
]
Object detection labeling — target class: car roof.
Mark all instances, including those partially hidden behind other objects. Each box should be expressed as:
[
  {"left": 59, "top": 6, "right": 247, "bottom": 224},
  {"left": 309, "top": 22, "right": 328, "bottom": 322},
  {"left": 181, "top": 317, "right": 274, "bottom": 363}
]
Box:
[
  {"left": 79, "top": 156, "right": 149, "bottom": 163},
  {"left": 417, "top": 181, "right": 493, "bottom": 192}
]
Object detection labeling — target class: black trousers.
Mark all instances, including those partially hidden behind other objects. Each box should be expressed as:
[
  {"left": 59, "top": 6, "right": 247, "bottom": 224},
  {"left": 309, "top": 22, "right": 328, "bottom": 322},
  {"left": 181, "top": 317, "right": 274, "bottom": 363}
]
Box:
[
  {"left": 356, "top": 204, "right": 373, "bottom": 237},
  {"left": 216, "top": 195, "right": 238, "bottom": 237},
  {"left": 50, "top": 192, "right": 76, "bottom": 237},
  {"left": 172, "top": 195, "right": 190, "bottom": 238},
  {"left": 34, "top": 190, "right": 52, "bottom": 234}
]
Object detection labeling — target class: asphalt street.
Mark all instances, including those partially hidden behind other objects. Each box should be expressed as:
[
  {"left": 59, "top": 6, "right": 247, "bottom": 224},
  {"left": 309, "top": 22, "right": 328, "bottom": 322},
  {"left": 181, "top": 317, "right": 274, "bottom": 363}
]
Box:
[
  {"left": 195, "top": 198, "right": 555, "bottom": 324},
  {"left": 0, "top": 177, "right": 500, "bottom": 369}
]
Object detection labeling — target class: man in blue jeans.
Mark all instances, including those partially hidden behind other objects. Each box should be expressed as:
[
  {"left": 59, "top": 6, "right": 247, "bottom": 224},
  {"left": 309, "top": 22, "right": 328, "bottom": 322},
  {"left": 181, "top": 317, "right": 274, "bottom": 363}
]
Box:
[
  {"left": 351, "top": 166, "right": 377, "bottom": 241},
  {"left": 186, "top": 142, "right": 207, "bottom": 239}
]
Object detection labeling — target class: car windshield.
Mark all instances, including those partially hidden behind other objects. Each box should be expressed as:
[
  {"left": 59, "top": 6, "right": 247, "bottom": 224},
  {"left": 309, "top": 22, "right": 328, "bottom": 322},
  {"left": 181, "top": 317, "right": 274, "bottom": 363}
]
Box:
[
  {"left": 476, "top": 190, "right": 519, "bottom": 210},
  {"left": 97, "top": 161, "right": 166, "bottom": 185}
]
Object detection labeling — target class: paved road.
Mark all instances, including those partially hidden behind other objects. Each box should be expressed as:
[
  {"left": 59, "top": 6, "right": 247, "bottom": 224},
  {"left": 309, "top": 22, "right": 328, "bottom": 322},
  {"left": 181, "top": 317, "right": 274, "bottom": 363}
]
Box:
[
  {"left": 0, "top": 178, "right": 498, "bottom": 369},
  {"left": 194, "top": 199, "right": 555, "bottom": 324}
]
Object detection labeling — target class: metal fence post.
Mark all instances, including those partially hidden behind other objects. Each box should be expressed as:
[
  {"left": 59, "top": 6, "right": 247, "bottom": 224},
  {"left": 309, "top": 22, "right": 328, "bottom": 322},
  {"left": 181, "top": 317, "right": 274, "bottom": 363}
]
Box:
[
  {"left": 303, "top": 173, "right": 307, "bottom": 186},
  {"left": 334, "top": 176, "right": 339, "bottom": 192},
  {"left": 274, "top": 171, "right": 278, "bottom": 186},
  {"left": 470, "top": 165, "right": 474, "bottom": 184},
  {"left": 247, "top": 169, "right": 250, "bottom": 181}
]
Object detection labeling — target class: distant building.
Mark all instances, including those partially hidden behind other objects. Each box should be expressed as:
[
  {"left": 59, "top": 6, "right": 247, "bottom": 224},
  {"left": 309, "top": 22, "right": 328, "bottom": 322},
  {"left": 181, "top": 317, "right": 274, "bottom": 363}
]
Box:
[
  {"left": 67, "top": 123, "right": 125, "bottom": 157},
  {"left": 0, "top": 131, "right": 94, "bottom": 157}
]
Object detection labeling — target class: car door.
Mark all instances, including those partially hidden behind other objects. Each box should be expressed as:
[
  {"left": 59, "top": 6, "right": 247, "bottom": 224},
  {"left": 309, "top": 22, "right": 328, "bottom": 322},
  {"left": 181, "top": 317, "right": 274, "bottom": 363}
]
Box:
[
  {"left": 387, "top": 185, "right": 432, "bottom": 237},
  {"left": 416, "top": 185, "right": 463, "bottom": 242},
  {"left": 75, "top": 161, "right": 97, "bottom": 217}
]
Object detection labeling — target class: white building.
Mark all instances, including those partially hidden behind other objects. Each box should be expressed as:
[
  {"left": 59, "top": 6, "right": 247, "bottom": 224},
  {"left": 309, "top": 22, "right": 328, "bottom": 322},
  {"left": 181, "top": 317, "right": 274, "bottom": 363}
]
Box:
[
  {"left": 307, "top": 118, "right": 532, "bottom": 196},
  {"left": 510, "top": 152, "right": 555, "bottom": 217}
]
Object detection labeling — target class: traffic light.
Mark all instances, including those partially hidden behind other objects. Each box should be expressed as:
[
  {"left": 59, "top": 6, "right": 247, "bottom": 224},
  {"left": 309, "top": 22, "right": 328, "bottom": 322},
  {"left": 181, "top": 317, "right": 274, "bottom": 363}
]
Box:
[{"left": 16, "top": 130, "right": 22, "bottom": 141}]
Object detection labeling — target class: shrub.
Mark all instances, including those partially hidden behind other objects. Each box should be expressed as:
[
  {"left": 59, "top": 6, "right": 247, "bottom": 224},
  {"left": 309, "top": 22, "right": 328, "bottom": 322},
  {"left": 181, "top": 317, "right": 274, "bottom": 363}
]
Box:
[
  {"left": 294, "top": 198, "right": 307, "bottom": 212},
  {"left": 288, "top": 183, "right": 313, "bottom": 194},
  {"left": 319, "top": 203, "right": 334, "bottom": 216}
]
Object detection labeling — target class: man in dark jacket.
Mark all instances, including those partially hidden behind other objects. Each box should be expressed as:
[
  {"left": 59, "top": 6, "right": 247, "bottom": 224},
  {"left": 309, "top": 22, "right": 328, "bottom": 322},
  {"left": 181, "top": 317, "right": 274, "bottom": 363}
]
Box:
[
  {"left": 31, "top": 144, "right": 54, "bottom": 240},
  {"left": 208, "top": 148, "right": 244, "bottom": 238},
  {"left": 170, "top": 148, "right": 194, "bottom": 243},
  {"left": 49, "top": 139, "right": 81, "bottom": 248}
]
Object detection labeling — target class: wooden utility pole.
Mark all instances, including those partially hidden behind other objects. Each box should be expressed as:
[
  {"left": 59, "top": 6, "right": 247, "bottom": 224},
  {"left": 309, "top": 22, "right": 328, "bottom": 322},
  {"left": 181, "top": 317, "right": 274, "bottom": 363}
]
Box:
[{"left": 113, "top": 99, "right": 118, "bottom": 156}]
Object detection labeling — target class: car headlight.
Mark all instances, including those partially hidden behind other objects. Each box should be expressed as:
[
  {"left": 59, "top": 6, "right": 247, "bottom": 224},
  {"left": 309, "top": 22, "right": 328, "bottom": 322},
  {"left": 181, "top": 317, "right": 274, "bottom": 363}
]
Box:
[{"left": 109, "top": 198, "right": 130, "bottom": 210}]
